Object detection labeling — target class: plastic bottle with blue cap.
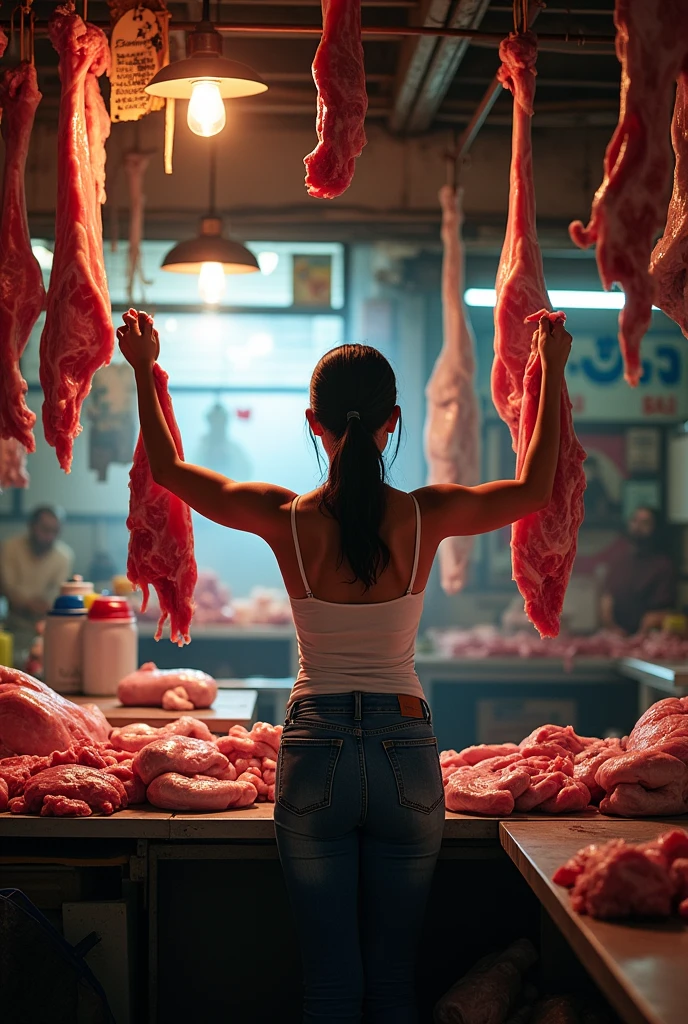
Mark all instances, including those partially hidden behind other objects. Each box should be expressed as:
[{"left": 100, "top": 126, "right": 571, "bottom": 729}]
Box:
[{"left": 44, "top": 594, "right": 87, "bottom": 694}]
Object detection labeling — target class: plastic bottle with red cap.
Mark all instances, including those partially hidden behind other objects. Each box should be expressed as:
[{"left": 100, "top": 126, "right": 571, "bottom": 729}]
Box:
[{"left": 83, "top": 597, "right": 138, "bottom": 696}]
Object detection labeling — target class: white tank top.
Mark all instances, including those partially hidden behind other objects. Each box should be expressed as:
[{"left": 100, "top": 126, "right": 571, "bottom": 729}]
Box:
[{"left": 287, "top": 494, "right": 427, "bottom": 705}]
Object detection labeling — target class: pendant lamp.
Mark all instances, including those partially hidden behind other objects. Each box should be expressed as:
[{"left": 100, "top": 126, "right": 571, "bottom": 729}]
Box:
[
  {"left": 144, "top": 0, "right": 267, "bottom": 137},
  {"left": 161, "top": 141, "right": 259, "bottom": 305}
]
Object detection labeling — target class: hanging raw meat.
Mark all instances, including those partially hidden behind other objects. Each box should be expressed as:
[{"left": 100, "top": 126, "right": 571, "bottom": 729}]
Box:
[
  {"left": 124, "top": 150, "right": 152, "bottom": 303},
  {"left": 39, "top": 3, "right": 113, "bottom": 472},
  {"left": 492, "top": 33, "right": 586, "bottom": 639},
  {"left": 424, "top": 185, "right": 480, "bottom": 594},
  {"left": 569, "top": 0, "right": 688, "bottom": 386},
  {"left": 304, "top": 0, "right": 367, "bottom": 199},
  {"left": 0, "top": 62, "right": 44, "bottom": 455},
  {"left": 650, "top": 73, "right": 688, "bottom": 336},
  {"left": 127, "top": 361, "right": 197, "bottom": 646},
  {"left": 0, "top": 27, "right": 7, "bottom": 57},
  {"left": 0, "top": 436, "right": 29, "bottom": 489}
]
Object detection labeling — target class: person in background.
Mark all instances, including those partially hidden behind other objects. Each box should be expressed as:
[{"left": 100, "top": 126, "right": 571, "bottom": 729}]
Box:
[
  {"left": 601, "top": 506, "right": 676, "bottom": 635},
  {"left": 0, "top": 506, "right": 73, "bottom": 665}
]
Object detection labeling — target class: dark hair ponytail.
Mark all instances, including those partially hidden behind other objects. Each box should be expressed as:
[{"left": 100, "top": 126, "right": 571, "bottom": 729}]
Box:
[{"left": 310, "top": 344, "right": 401, "bottom": 590}]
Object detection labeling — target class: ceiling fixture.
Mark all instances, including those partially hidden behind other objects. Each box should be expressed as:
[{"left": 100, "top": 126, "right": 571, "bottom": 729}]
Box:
[
  {"left": 161, "top": 141, "right": 259, "bottom": 305},
  {"left": 144, "top": 0, "right": 267, "bottom": 138}
]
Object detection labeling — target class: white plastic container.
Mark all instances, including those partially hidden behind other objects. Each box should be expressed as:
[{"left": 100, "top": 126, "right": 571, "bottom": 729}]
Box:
[
  {"left": 83, "top": 597, "right": 138, "bottom": 696},
  {"left": 60, "top": 576, "right": 95, "bottom": 598},
  {"left": 44, "top": 595, "right": 87, "bottom": 694}
]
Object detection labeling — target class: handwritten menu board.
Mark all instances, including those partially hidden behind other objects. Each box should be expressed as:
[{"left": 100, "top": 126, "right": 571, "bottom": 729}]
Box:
[{"left": 110, "top": 4, "right": 166, "bottom": 122}]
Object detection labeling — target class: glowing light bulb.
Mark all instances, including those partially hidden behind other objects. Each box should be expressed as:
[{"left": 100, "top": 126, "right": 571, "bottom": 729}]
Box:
[
  {"left": 187, "top": 81, "right": 226, "bottom": 137},
  {"left": 257, "top": 251, "right": 279, "bottom": 275},
  {"left": 198, "top": 262, "right": 226, "bottom": 305}
]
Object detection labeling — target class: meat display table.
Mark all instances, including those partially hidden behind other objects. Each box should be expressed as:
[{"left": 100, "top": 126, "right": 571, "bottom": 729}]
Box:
[
  {"left": 500, "top": 820, "right": 688, "bottom": 1024},
  {"left": 70, "top": 689, "right": 258, "bottom": 732}
]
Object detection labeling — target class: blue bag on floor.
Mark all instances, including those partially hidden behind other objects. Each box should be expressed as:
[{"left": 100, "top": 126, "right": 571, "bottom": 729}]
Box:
[{"left": 0, "top": 888, "right": 116, "bottom": 1024}]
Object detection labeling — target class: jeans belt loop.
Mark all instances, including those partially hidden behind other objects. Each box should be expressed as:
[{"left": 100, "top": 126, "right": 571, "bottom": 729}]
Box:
[{"left": 354, "top": 691, "right": 362, "bottom": 722}]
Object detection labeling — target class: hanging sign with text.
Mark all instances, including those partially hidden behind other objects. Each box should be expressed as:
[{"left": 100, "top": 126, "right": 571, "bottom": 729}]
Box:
[{"left": 109, "top": 2, "right": 168, "bottom": 122}]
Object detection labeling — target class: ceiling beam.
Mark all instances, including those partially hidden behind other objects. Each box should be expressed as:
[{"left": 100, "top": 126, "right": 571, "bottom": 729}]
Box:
[
  {"left": 388, "top": 0, "right": 489, "bottom": 133},
  {"left": 405, "top": 0, "right": 490, "bottom": 132}
]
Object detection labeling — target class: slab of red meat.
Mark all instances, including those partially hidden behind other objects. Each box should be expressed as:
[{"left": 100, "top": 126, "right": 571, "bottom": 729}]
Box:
[
  {"left": 625, "top": 696, "right": 688, "bottom": 762},
  {"left": 0, "top": 27, "right": 7, "bottom": 57},
  {"left": 520, "top": 723, "right": 591, "bottom": 756},
  {"left": 574, "top": 738, "right": 625, "bottom": 804},
  {"left": 569, "top": 0, "right": 688, "bottom": 386},
  {"left": 146, "top": 771, "right": 257, "bottom": 812},
  {"left": 0, "top": 436, "right": 29, "bottom": 489},
  {"left": 0, "top": 666, "right": 110, "bottom": 755},
  {"left": 0, "top": 62, "right": 44, "bottom": 455},
  {"left": 108, "top": 715, "right": 213, "bottom": 753},
  {"left": 650, "top": 74, "right": 688, "bottom": 336},
  {"left": 133, "top": 735, "right": 228, "bottom": 786},
  {"left": 0, "top": 777, "right": 8, "bottom": 812},
  {"left": 597, "top": 750, "right": 688, "bottom": 816},
  {"left": 453, "top": 743, "right": 520, "bottom": 767},
  {"left": 424, "top": 186, "right": 480, "bottom": 594},
  {"left": 127, "top": 362, "right": 197, "bottom": 645},
  {"left": 39, "top": 3, "right": 112, "bottom": 472},
  {"left": 304, "top": 0, "right": 367, "bottom": 199},
  {"left": 491, "top": 34, "right": 586, "bottom": 639},
  {"left": 117, "top": 662, "right": 216, "bottom": 708},
  {"left": 9, "top": 764, "right": 127, "bottom": 816}
]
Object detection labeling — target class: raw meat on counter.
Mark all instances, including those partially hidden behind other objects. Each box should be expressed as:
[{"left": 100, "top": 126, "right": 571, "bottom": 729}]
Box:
[
  {"left": 0, "top": 778, "right": 8, "bottom": 812},
  {"left": 117, "top": 662, "right": 217, "bottom": 709},
  {"left": 132, "top": 735, "right": 229, "bottom": 786},
  {"left": 39, "top": 3, "right": 113, "bottom": 472},
  {"left": 127, "top": 359, "right": 197, "bottom": 645},
  {"left": 554, "top": 828, "right": 688, "bottom": 920},
  {"left": 649, "top": 73, "right": 688, "bottom": 336},
  {"left": 109, "top": 715, "right": 214, "bottom": 753},
  {"left": 304, "top": 0, "right": 367, "bottom": 199},
  {"left": 491, "top": 33, "right": 586, "bottom": 639},
  {"left": 146, "top": 772, "right": 258, "bottom": 812},
  {"left": 0, "top": 666, "right": 110, "bottom": 756},
  {"left": 424, "top": 186, "right": 480, "bottom": 594},
  {"left": 0, "top": 436, "right": 29, "bottom": 489},
  {"left": 9, "top": 764, "right": 128, "bottom": 817},
  {"left": 569, "top": 0, "right": 688, "bottom": 385},
  {"left": 0, "top": 61, "right": 44, "bottom": 455},
  {"left": 429, "top": 626, "right": 688, "bottom": 669}
]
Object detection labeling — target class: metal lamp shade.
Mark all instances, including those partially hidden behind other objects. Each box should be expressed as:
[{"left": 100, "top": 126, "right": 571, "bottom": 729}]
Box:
[
  {"left": 161, "top": 234, "right": 259, "bottom": 275},
  {"left": 145, "top": 55, "right": 267, "bottom": 99}
]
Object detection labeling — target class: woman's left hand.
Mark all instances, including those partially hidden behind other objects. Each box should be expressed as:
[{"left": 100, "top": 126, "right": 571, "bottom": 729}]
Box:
[{"left": 117, "top": 308, "right": 160, "bottom": 372}]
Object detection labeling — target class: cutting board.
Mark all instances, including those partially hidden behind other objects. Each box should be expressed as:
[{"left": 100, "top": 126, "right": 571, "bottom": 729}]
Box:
[{"left": 72, "top": 690, "right": 258, "bottom": 733}]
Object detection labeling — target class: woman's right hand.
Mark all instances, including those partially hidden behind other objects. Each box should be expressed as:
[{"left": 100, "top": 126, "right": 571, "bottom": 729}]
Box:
[
  {"left": 536, "top": 314, "right": 572, "bottom": 376},
  {"left": 117, "top": 308, "right": 160, "bottom": 372}
]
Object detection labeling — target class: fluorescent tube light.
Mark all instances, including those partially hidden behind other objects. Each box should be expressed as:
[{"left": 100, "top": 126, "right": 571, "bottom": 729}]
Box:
[{"left": 464, "top": 288, "right": 660, "bottom": 311}]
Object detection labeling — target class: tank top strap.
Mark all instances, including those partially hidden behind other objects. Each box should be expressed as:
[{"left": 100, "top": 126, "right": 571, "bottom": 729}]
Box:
[
  {"left": 290, "top": 496, "right": 313, "bottom": 598},
  {"left": 407, "top": 494, "right": 422, "bottom": 595}
]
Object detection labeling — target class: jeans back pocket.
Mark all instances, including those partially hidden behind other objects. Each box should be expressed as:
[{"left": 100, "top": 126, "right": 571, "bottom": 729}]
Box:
[
  {"left": 277, "top": 737, "right": 344, "bottom": 815},
  {"left": 383, "top": 736, "right": 444, "bottom": 814}
]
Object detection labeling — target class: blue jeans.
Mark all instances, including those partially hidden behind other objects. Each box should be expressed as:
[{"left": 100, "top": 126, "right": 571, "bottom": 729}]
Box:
[{"left": 274, "top": 691, "right": 445, "bottom": 1024}]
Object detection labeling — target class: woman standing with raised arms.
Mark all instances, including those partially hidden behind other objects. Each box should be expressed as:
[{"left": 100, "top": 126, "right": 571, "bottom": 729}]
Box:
[{"left": 118, "top": 308, "right": 571, "bottom": 1024}]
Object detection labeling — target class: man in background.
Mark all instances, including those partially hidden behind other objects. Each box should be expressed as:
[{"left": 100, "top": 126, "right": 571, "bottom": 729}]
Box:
[
  {"left": 0, "top": 506, "right": 74, "bottom": 665},
  {"left": 601, "top": 506, "right": 676, "bottom": 635}
]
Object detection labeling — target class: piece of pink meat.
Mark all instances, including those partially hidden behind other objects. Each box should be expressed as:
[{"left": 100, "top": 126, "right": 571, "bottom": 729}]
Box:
[
  {"left": 569, "top": 0, "right": 688, "bottom": 386},
  {"left": 0, "top": 666, "right": 110, "bottom": 755},
  {"left": 108, "top": 715, "right": 213, "bottom": 753},
  {"left": 40, "top": 3, "right": 112, "bottom": 472},
  {"left": 0, "top": 27, "right": 7, "bottom": 57},
  {"left": 626, "top": 696, "right": 688, "bottom": 763},
  {"left": 304, "top": 0, "right": 367, "bottom": 199},
  {"left": 127, "top": 362, "right": 197, "bottom": 645},
  {"left": 133, "top": 735, "right": 229, "bottom": 786},
  {"left": 597, "top": 750, "right": 688, "bottom": 817},
  {"left": 117, "top": 662, "right": 216, "bottom": 708},
  {"left": 0, "top": 62, "right": 44, "bottom": 454},
  {"left": 650, "top": 73, "right": 688, "bottom": 336},
  {"left": 146, "top": 772, "right": 257, "bottom": 812},
  {"left": 424, "top": 186, "right": 481, "bottom": 594},
  {"left": 444, "top": 763, "right": 531, "bottom": 816},
  {"left": 491, "top": 32, "right": 586, "bottom": 639}
]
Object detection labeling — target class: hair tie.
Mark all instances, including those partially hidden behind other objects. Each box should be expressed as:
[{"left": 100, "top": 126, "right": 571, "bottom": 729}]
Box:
[{"left": 346, "top": 410, "right": 360, "bottom": 421}]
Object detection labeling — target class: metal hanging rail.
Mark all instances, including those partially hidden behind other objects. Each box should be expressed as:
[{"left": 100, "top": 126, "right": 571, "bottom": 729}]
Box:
[{"left": 30, "top": 20, "right": 614, "bottom": 44}]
